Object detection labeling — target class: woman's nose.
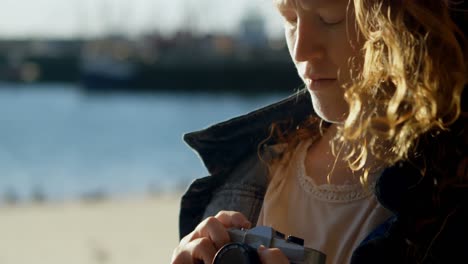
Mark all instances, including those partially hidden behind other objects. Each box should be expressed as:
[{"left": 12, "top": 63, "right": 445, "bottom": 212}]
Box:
[{"left": 292, "top": 19, "right": 325, "bottom": 62}]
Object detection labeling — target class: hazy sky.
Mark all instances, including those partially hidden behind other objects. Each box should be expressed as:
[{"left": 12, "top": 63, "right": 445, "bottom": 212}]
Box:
[{"left": 0, "top": 0, "right": 284, "bottom": 38}]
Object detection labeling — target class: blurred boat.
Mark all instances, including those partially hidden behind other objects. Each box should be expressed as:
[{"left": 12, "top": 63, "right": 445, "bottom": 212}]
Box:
[{"left": 80, "top": 54, "right": 138, "bottom": 90}]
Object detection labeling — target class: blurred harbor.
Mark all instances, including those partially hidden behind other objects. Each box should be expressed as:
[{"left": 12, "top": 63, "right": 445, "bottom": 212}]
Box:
[
  {"left": 0, "top": 11, "right": 301, "bottom": 93},
  {"left": 0, "top": 2, "right": 301, "bottom": 263},
  {"left": 0, "top": 5, "right": 302, "bottom": 205}
]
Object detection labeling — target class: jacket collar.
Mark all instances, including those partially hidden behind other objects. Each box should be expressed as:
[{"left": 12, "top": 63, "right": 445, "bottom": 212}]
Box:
[
  {"left": 183, "top": 90, "right": 317, "bottom": 175},
  {"left": 185, "top": 87, "right": 467, "bottom": 213}
]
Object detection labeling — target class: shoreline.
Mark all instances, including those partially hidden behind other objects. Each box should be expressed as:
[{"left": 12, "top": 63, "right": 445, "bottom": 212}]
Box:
[{"left": 0, "top": 193, "right": 183, "bottom": 264}]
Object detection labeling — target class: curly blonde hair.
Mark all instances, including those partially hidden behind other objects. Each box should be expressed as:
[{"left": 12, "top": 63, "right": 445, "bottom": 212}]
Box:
[{"left": 339, "top": 0, "right": 467, "bottom": 180}]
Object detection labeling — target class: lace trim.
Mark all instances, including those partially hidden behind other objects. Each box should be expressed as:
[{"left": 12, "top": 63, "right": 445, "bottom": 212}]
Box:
[{"left": 296, "top": 141, "right": 375, "bottom": 203}]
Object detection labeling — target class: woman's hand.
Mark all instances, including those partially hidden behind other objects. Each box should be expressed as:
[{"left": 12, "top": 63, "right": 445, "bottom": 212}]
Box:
[
  {"left": 258, "top": 245, "right": 290, "bottom": 264},
  {"left": 171, "top": 210, "right": 252, "bottom": 264}
]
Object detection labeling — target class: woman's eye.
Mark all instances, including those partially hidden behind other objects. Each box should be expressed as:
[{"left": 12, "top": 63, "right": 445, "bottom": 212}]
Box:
[{"left": 319, "top": 16, "right": 344, "bottom": 26}]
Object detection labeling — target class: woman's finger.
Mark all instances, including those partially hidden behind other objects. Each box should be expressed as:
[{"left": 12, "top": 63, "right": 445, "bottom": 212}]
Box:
[
  {"left": 194, "top": 216, "right": 231, "bottom": 249},
  {"left": 258, "top": 245, "right": 290, "bottom": 264},
  {"left": 190, "top": 237, "right": 218, "bottom": 264},
  {"left": 174, "top": 211, "right": 252, "bottom": 264},
  {"left": 171, "top": 237, "right": 217, "bottom": 264},
  {"left": 214, "top": 210, "right": 252, "bottom": 229}
]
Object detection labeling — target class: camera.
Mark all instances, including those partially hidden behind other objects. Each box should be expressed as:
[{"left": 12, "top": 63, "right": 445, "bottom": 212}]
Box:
[{"left": 212, "top": 226, "right": 326, "bottom": 264}]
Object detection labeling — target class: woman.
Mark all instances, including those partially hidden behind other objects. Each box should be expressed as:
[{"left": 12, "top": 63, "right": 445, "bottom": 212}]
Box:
[{"left": 172, "top": 0, "right": 467, "bottom": 263}]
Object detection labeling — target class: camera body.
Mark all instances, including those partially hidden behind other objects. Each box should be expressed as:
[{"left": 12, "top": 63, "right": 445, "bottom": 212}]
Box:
[{"left": 212, "top": 226, "right": 326, "bottom": 264}]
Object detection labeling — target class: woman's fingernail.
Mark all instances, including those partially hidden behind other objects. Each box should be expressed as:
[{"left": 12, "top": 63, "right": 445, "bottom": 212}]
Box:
[{"left": 258, "top": 245, "right": 266, "bottom": 252}]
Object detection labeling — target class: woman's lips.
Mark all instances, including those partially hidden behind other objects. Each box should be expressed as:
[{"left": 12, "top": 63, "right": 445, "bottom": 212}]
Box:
[{"left": 305, "top": 78, "right": 337, "bottom": 91}]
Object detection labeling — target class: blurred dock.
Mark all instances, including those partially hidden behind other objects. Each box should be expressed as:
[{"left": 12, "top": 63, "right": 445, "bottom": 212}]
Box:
[{"left": 0, "top": 29, "right": 302, "bottom": 93}]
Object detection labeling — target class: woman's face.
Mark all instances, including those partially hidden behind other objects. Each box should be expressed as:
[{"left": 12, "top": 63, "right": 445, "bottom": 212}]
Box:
[{"left": 275, "top": 0, "right": 363, "bottom": 123}]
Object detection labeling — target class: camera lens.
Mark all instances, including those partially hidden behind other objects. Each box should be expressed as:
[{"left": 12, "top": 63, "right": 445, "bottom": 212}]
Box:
[{"left": 212, "top": 242, "right": 260, "bottom": 264}]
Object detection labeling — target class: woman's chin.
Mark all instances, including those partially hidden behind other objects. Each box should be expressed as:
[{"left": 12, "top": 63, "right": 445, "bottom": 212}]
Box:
[
  {"left": 318, "top": 115, "right": 346, "bottom": 124},
  {"left": 312, "top": 106, "right": 348, "bottom": 124},
  {"left": 309, "top": 91, "right": 348, "bottom": 124}
]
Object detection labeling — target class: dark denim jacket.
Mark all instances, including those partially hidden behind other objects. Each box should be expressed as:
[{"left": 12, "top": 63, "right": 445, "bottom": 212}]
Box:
[{"left": 179, "top": 90, "right": 468, "bottom": 263}]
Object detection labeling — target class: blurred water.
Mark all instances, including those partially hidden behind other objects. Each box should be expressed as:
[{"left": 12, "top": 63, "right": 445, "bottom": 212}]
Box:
[{"left": 0, "top": 83, "right": 288, "bottom": 202}]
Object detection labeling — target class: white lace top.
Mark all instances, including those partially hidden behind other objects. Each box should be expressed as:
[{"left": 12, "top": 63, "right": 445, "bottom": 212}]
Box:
[{"left": 257, "top": 139, "right": 392, "bottom": 264}]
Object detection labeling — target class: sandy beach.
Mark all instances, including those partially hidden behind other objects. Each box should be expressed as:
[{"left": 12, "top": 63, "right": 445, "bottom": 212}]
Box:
[{"left": 0, "top": 193, "right": 182, "bottom": 264}]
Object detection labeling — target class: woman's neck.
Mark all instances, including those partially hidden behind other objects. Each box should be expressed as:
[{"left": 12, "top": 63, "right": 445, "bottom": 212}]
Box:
[{"left": 305, "top": 124, "right": 382, "bottom": 185}]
